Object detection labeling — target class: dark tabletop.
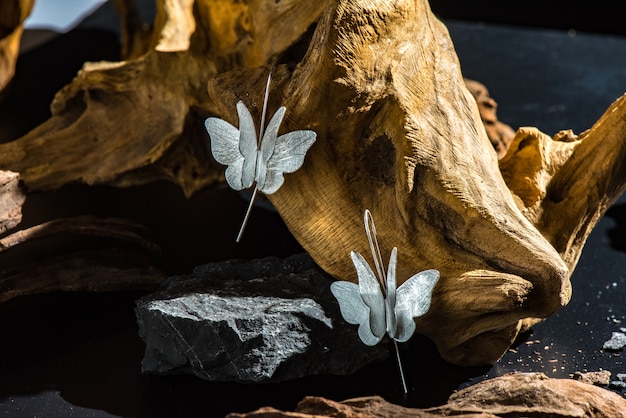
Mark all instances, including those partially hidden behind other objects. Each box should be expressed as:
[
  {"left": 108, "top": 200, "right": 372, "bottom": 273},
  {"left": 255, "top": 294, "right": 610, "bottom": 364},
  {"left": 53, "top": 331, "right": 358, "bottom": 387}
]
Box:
[{"left": 1, "top": 3, "right": 625, "bottom": 417}]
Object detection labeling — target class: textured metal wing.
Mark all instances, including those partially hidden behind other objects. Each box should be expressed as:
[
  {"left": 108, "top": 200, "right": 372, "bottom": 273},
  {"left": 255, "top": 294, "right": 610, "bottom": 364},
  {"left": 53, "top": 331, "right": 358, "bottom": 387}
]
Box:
[
  {"left": 260, "top": 117, "right": 316, "bottom": 194},
  {"left": 236, "top": 101, "right": 259, "bottom": 189},
  {"left": 256, "top": 106, "right": 285, "bottom": 192},
  {"left": 350, "top": 250, "right": 386, "bottom": 341},
  {"left": 393, "top": 269, "right": 439, "bottom": 342},
  {"left": 204, "top": 116, "right": 245, "bottom": 190},
  {"left": 330, "top": 281, "right": 381, "bottom": 346}
]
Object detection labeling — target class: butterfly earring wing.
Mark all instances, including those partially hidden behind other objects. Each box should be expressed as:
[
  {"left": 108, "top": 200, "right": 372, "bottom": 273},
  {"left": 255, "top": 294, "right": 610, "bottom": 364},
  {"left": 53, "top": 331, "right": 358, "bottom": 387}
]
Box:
[
  {"left": 330, "top": 250, "right": 388, "bottom": 347},
  {"left": 330, "top": 280, "right": 381, "bottom": 346},
  {"left": 204, "top": 101, "right": 259, "bottom": 191},
  {"left": 393, "top": 269, "right": 439, "bottom": 342},
  {"left": 204, "top": 116, "right": 246, "bottom": 191},
  {"left": 235, "top": 101, "right": 259, "bottom": 189},
  {"left": 350, "top": 250, "right": 386, "bottom": 343},
  {"left": 261, "top": 116, "right": 316, "bottom": 195}
]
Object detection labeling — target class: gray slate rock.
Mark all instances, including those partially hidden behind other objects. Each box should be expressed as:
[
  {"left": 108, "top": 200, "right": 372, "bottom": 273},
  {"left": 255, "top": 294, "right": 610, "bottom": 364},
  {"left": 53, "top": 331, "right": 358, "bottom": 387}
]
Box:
[{"left": 135, "top": 253, "right": 388, "bottom": 382}]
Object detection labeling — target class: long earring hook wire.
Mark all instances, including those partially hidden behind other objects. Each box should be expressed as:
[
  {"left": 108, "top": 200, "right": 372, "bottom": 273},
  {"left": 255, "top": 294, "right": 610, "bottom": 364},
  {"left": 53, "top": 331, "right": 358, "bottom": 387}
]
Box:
[
  {"left": 364, "top": 209, "right": 409, "bottom": 394},
  {"left": 235, "top": 69, "right": 274, "bottom": 243},
  {"left": 364, "top": 209, "right": 387, "bottom": 294}
]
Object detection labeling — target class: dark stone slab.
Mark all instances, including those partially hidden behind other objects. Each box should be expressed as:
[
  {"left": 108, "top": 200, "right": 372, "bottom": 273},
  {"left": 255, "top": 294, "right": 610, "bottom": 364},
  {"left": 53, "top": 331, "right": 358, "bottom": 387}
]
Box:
[{"left": 135, "top": 253, "right": 388, "bottom": 383}]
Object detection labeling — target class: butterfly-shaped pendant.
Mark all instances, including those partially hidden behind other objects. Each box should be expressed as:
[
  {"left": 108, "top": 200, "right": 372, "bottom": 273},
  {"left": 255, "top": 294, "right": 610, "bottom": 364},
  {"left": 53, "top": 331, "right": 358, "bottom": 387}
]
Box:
[
  {"left": 330, "top": 209, "right": 439, "bottom": 392},
  {"left": 205, "top": 71, "right": 317, "bottom": 241}
]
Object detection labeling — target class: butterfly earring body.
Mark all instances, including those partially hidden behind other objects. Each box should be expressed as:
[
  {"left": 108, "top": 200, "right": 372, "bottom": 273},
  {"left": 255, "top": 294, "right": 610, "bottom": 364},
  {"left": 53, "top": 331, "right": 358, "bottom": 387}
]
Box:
[
  {"left": 206, "top": 102, "right": 315, "bottom": 195},
  {"left": 204, "top": 71, "right": 316, "bottom": 241},
  {"left": 330, "top": 209, "right": 439, "bottom": 393},
  {"left": 331, "top": 248, "right": 439, "bottom": 345}
]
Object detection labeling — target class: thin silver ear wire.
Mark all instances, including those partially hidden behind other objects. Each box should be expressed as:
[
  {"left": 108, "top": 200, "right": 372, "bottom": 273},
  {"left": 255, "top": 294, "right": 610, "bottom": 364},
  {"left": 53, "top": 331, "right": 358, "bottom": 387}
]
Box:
[
  {"left": 258, "top": 70, "right": 272, "bottom": 142},
  {"left": 394, "top": 340, "right": 409, "bottom": 394},
  {"left": 364, "top": 209, "right": 409, "bottom": 394},
  {"left": 364, "top": 209, "right": 387, "bottom": 294},
  {"left": 236, "top": 188, "right": 258, "bottom": 242},
  {"left": 236, "top": 69, "right": 273, "bottom": 243}
]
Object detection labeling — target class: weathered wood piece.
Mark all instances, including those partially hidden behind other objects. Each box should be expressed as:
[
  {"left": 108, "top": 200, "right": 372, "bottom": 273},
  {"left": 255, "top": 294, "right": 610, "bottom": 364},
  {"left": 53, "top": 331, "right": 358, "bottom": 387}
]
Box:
[
  {"left": 0, "top": 170, "right": 25, "bottom": 234},
  {"left": 207, "top": 0, "right": 571, "bottom": 366},
  {"left": 212, "top": 0, "right": 626, "bottom": 365},
  {"left": 500, "top": 95, "right": 626, "bottom": 273},
  {"left": 0, "top": 216, "right": 165, "bottom": 303},
  {"left": 227, "top": 372, "right": 626, "bottom": 417},
  {"left": 0, "top": 0, "right": 34, "bottom": 97},
  {"left": 0, "top": 215, "right": 161, "bottom": 254},
  {"left": 0, "top": 248, "right": 165, "bottom": 304},
  {"left": 207, "top": 0, "right": 626, "bottom": 365}
]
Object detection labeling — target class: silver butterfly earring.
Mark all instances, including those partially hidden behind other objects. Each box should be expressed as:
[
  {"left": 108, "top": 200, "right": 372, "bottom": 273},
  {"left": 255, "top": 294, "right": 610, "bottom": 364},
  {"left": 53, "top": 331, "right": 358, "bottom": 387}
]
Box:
[
  {"left": 331, "top": 209, "right": 439, "bottom": 393},
  {"left": 205, "top": 70, "right": 317, "bottom": 242}
]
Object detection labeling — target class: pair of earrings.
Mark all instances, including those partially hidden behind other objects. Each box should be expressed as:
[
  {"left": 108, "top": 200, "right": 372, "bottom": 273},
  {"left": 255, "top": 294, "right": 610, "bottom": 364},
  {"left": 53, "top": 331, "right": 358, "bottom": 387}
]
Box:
[{"left": 204, "top": 71, "right": 439, "bottom": 394}]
